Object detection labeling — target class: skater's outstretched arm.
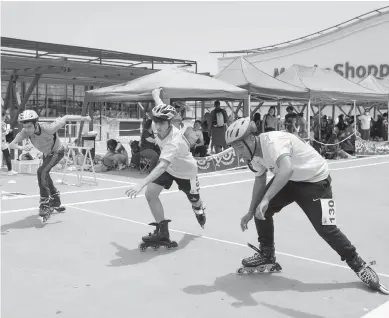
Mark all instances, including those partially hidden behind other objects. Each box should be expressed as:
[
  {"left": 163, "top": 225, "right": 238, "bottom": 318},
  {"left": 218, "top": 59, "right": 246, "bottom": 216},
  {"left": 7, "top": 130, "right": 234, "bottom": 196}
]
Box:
[
  {"left": 8, "top": 131, "right": 30, "bottom": 152},
  {"left": 125, "top": 160, "right": 170, "bottom": 198},
  {"left": 45, "top": 115, "right": 91, "bottom": 134},
  {"left": 151, "top": 88, "right": 164, "bottom": 107}
]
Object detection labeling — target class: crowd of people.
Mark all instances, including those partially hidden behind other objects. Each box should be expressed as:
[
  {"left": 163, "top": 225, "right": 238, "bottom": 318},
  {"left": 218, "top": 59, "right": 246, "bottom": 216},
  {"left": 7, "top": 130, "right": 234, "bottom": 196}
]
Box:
[{"left": 88, "top": 103, "right": 389, "bottom": 174}]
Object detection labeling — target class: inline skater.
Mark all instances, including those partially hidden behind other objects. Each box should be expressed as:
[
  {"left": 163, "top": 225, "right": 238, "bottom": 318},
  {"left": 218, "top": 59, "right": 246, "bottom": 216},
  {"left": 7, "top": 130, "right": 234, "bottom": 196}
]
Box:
[
  {"left": 126, "top": 88, "right": 206, "bottom": 251},
  {"left": 225, "top": 117, "right": 388, "bottom": 294}
]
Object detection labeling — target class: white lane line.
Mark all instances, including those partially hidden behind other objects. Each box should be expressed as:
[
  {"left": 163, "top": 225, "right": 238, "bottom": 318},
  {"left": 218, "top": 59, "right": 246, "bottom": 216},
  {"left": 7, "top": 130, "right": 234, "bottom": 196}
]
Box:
[
  {"left": 1, "top": 185, "right": 130, "bottom": 201},
  {"left": 3, "top": 160, "right": 389, "bottom": 215},
  {"left": 1, "top": 178, "right": 255, "bottom": 214},
  {"left": 361, "top": 300, "right": 389, "bottom": 318}
]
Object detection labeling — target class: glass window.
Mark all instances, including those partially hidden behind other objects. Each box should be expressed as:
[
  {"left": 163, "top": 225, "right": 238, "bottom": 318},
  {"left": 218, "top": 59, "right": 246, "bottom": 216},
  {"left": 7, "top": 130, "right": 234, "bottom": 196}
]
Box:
[
  {"left": 1, "top": 81, "right": 9, "bottom": 99},
  {"left": 74, "top": 85, "right": 84, "bottom": 97}
]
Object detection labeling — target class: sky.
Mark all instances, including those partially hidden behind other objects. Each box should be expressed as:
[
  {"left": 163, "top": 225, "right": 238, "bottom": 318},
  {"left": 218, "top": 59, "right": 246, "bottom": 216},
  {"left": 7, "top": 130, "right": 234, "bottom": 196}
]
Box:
[{"left": 1, "top": 1, "right": 388, "bottom": 75}]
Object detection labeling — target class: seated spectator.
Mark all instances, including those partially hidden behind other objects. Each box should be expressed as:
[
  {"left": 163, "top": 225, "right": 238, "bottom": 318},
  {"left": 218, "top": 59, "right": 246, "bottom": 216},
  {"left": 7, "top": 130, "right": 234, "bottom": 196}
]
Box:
[
  {"left": 339, "top": 124, "right": 357, "bottom": 156},
  {"left": 184, "top": 120, "right": 207, "bottom": 157},
  {"left": 322, "top": 127, "right": 354, "bottom": 159},
  {"left": 130, "top": 119, "right": 160, "bottom": 171},
  {"left": 105, "top": 139, "right": 129, "bottom": 170}
]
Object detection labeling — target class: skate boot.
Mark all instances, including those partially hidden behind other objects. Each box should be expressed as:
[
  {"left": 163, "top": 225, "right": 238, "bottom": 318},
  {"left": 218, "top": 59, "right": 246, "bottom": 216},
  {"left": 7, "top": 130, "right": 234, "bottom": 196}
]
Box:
[
  {"left": 193, "top": 204, "right": 206, "bottom": 229},
  {"left": 347, "top": 255, "right": 389, "bottom": 294},
  {"left": 139, "top": 219, "right": 178, "bottom": 251},
  {"left": 39, "top": 199, "right": 54, "bottom": 222},
  {"left": 50, "top": 191, "right": 66, "bottom": 213},
  {"left": 237, "top": 243, "right": 282, "bottom": 275}
]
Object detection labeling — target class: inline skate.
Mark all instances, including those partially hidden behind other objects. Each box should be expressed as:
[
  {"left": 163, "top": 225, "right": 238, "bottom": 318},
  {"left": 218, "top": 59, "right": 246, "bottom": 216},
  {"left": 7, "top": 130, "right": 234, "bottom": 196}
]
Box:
[
  {"left": 237, "top": 243, "right": 282, "bottom": 275},
  {"left": 139, "top": 219, "right": 178, "bottom": 251},
  {"left": 193, "top": 204, "right": 206, "bottom": 229},
  {"left": 347, "top": 255, "right": 389, "bottom": 295},
  {"left": 39, "top": 199, "right": 54, "bottom": 222},
  {"left": 50, "top": 191, "right": 66, "bottom": 213}
]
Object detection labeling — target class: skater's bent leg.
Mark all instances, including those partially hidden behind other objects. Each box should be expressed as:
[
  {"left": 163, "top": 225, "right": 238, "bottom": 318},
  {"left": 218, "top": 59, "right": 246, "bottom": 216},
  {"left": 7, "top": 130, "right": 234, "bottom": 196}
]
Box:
[
  {"left": 145, "top": 183, "right": 165, "bottom": 223},
  {"left": 255, "top": 216, "right": 275, "bottom": 247},
  {"left": 38, "top": 152, "right": 63, "bottom": 206},
  {"left": 255, "top": 180, "right": 294, "bottom": 246},
  {"left": 295, "top": 177, "right": 357, "bottom": 262}
]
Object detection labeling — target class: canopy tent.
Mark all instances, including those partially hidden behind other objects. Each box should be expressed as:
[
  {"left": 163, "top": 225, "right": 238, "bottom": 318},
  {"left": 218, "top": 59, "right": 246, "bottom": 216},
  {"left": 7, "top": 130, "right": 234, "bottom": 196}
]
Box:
[
  {"left": 80, "top": 67, "right": 249, "bottom": 142},
  {"left": 359, "top": 75, "right": 389, "bottom": 94},
  {"left": 276, "top": 65, "right": 389, "bottom": 141},
  {"left": 214, "top": 56, "right": 309, "bottom": 100},
  {"left": 276, "top": 65, "right": 389, "bottom": 103},
  {"left": 84, "top": 68, "right": 248, "bottom": 103}
]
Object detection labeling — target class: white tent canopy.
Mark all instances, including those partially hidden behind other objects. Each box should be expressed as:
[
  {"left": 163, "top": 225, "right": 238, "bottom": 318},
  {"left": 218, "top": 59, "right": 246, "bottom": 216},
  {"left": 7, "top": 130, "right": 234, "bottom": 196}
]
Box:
[
  {"left": 359, "top": 75, "right": 389, "bottom": 94},
  {"left": 214, "top": 56, "right": 309, "bottom": 100},
  {"left": 276, "top": 65, "right": 389, "bottom": 102},
  {"left": 85, "top": 68, "right": 249, "bottom": 103}
]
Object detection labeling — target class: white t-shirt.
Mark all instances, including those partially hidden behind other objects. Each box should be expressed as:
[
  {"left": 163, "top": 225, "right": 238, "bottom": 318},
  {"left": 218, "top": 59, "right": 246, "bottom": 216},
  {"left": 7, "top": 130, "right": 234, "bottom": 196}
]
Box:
[
  {"left": 156, "top": 126, "right": 198, "bottom": 179},
  {"left": 359, "top": 115, "right": 371, "bottom": 130},
  {"left": 251, "top": 131, "right": 329, "bottom": 183}
]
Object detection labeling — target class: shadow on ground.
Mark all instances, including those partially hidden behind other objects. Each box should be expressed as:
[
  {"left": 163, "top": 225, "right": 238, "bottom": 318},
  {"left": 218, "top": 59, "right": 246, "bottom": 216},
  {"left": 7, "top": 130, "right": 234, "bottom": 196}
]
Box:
[
  {"left": 108, "top": 233, "right": 199, "bottom": 267},
  {"left": 183, "top": 272, "right": 373, "bottom": 308},
  {"left": 1, "top": 214, "right": 61, "bottom": 235},
  {"left": 259, "top": 302, "right": 329, "bottom": 318}
]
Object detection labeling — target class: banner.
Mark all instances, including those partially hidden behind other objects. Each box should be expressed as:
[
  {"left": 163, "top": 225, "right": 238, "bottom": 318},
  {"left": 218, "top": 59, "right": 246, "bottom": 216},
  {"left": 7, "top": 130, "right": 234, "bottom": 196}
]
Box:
[
  {"left": 196, "top": 148, "right": 246, "bottom": 173},
  {"left": 356, "top": 137, "right": 389, "bottom": 156}
]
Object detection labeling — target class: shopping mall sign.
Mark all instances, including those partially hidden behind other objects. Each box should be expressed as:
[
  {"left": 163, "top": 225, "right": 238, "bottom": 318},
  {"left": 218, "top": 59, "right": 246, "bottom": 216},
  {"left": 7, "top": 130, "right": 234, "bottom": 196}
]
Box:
[{"left": 274, "top": 63, "right": 389, "bottom": 79}]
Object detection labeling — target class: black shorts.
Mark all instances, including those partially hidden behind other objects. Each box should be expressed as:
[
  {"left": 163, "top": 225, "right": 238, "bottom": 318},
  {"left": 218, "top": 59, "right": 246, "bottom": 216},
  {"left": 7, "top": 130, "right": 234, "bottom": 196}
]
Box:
[{"left": 153, "top": 171, "right": 200, "bottom": 194}]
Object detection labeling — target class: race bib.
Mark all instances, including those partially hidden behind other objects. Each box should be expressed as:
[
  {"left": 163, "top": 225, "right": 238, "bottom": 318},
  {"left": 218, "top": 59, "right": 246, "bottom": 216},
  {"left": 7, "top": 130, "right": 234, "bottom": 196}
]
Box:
[{"left": 321, "top": 199, "right": 336, "bottom": 225}]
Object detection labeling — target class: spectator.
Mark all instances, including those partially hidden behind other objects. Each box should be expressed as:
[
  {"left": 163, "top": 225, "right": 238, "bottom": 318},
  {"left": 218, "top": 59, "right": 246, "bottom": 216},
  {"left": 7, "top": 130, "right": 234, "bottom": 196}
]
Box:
[
  {"left": 359, "top": 109, "right": 372, "bottom": 140},
  {"left": 137, "top": 119, "right": 160, "bottom": 170},
  {"left": 297, "top": 112, "right": 307, "bottom": 138},
  {"left": 208, "top": 100, "right": 228, "bottom": 153},
  {"left": 284, "top": 105, "right": 296, "bottom": 124},
  {"left": 336, "top": 114, "right": 348, "bottom": 132},
  {"left": 284, "top": 114, "right": 299, "bottom": 136},
  {"left": 184, "top": 120, "right": 207, "bottom": 157},
  {"left": 1, "top": 106, "right": 18, "bottom": 175},
  {"left": 262, "top": 106, "right": 278, "bottom": 132},
  {"left": 253, "top": 112, "right": 262, "bottom": 135},
  {"left": 105, "top": 139, "right": 128, "bottom": 170},
  {"left": 201, "top": 113, "right": 211, "bottom": 147}
]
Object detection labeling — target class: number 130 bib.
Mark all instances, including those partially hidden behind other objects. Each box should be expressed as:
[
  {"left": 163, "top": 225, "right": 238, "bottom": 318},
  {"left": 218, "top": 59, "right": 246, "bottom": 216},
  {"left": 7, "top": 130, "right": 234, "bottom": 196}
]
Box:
[{"left": 320, "top": 199, "right": 336, "bottom": 225}]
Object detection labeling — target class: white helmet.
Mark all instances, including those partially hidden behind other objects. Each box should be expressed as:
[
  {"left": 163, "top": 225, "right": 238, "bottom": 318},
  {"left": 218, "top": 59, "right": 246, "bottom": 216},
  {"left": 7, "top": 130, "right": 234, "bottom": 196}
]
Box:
[
  {"left": 152, "top": 104, "right": 177, "bottom": 121},
  {"left": 18, "top": 110, "right": 39, "bottom": 123},
  {"left": 225, "top": 117, "right": 256, "bottom": 145}
]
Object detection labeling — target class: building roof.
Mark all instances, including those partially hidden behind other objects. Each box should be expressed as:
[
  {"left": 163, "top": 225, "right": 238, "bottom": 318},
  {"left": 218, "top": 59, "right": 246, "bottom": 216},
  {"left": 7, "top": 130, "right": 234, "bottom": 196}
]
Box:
[
  {"left": 210, "top": 6, "right": 389, "bottom": 55},
  {"left": 1, "top": 37, "right": 197, "bottom": 86}
]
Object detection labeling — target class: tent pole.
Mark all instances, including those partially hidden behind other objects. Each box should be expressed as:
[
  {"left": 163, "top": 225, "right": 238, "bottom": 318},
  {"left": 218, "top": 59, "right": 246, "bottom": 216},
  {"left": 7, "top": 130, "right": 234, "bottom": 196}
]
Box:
[
  {"left": 307, "top": 99, "right": 311, "bottom": 143},
  {"left": 354, "top": 101, "right": 357, "bottom": 137},
  {"left": 318, "top": 104, "right": 321, "bottom": 141},
  {"left": 248, "top": 94, "right": 251, "bottom": 118}
]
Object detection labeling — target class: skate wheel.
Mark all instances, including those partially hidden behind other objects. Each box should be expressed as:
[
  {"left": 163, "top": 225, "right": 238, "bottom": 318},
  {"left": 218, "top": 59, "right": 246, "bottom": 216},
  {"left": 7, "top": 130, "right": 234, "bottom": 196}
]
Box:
[
  {"left": 236, "top": 268, "right": 245, "bottom": 275},
  {"left": 152, "top": 245, "right": 160, "bottom": 251},
  {"left": 257, "top": 265, "right": 266, "bottom": 273},
  {"left": 138, "top": 243, "right": 148, "bottom": 251},
  {"left": 169, "top": 241, "right": 178, "bottom": 248},
  {"left": 271, "top": 263, "right": 282, "bottom": 272},
  {"left": 378, "top": 284, "right": 389, "bottom": 295}
]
